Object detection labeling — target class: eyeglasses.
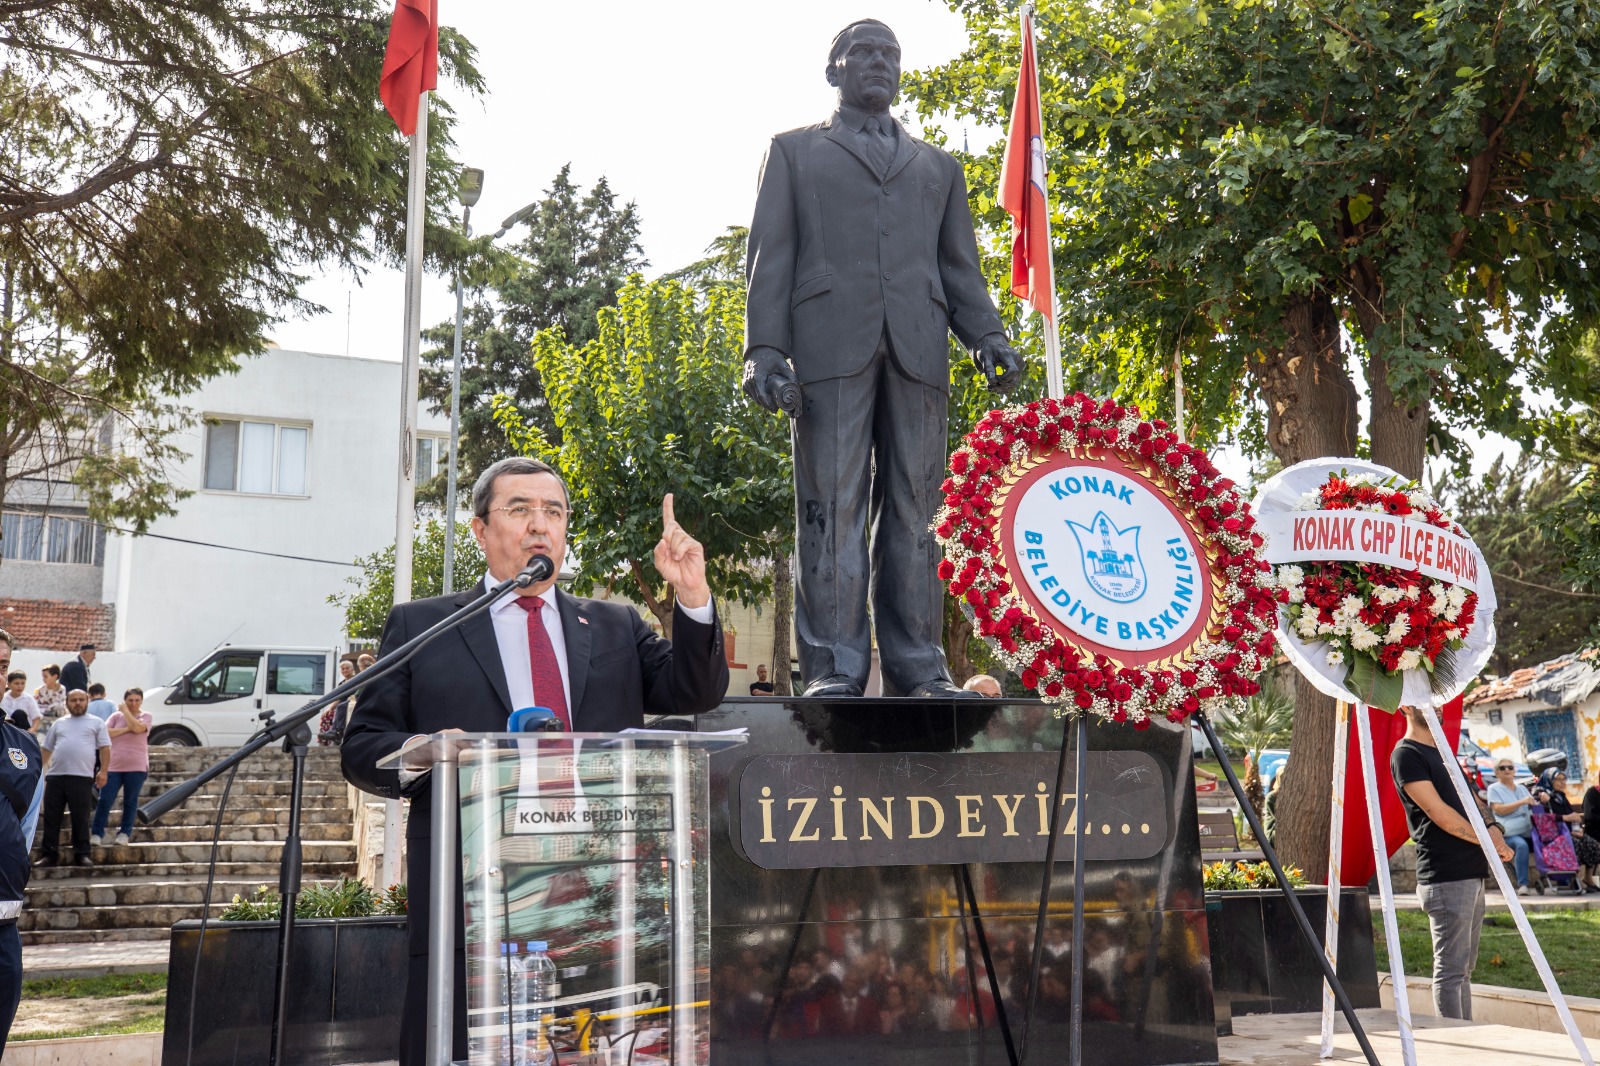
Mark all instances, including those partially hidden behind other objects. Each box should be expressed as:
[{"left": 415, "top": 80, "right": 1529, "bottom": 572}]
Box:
[
  {"left": 1496, "top": 765, "right": 1514, "bottom": 772},
  {"left": 490, "top": 503, "right": 568, "bottom": 524}
]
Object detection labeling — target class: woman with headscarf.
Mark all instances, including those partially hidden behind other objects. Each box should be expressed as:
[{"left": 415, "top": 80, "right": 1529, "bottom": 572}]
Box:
[{"left": 1537, "top": 767, "right": 1600, "bottom": 892}]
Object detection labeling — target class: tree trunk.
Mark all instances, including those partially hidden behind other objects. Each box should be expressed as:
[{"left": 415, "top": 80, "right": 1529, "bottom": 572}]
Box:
[
  {"left": 945, "top": 603, "right": 975, "bottom": 684},
  {"left": 770, "top": 552, "right": 794, "bottom": 696},
  {"left": 1247, "top": 290, "right": 1359, "bottom": 884},
  {"left": 629, "top": 559, "right": 674, "bottom": 641},
  {"left": 1366, "top": 346, "right": 1430, "bottom": 481}
]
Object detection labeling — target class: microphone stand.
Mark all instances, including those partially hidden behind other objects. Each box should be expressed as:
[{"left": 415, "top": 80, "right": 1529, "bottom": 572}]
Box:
[{"left": 140, "top": 554, "right": 551, "bottom": 1066}]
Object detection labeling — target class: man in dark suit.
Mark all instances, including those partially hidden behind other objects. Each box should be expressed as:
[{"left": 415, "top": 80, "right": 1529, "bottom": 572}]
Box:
[
  {"left": 57, "top": 646, "right": 93, "bottom": 695},
  {"left": 744, "top": 19, "right": 1022, "bottom": 699},
  {"left": 341, "top": 456, "right": 729, "bottom": 1066}
]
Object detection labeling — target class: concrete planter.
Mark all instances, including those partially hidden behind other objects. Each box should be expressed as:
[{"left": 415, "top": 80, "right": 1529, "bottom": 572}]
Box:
[
  {"left": 163, "top": 915, "right": 407, "bottom": 1066},
  {"left": 1205, "top": 886, "right": 1380, "bottom": 1025}
]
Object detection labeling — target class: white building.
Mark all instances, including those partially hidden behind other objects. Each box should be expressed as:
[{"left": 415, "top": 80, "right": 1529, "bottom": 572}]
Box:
[{"left": 0, "top": 347, "right": 449, "bottom": 689}]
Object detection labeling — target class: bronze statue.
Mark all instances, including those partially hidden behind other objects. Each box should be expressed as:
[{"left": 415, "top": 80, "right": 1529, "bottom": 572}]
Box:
[{"left": 744, "top": 19, "right": 1022, "bottom": 699}]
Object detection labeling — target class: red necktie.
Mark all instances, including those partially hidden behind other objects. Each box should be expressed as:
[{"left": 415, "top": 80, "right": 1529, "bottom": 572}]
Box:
[{"left": 513, "top": 596, "right": 570, "bottom": 729}]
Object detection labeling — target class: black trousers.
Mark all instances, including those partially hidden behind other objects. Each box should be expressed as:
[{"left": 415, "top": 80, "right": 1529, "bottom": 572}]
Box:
[
  {"left": 793, "top": 329, "right": 950, "bottom": 692},
  {"left": 0, "top": 922, "right": 18, "bottom": 1055},
  {"left": 39, "top": 775, "right": 95, "bottom": 859}
]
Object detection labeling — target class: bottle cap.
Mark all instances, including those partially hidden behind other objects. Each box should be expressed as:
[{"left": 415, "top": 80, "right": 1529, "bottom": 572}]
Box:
[{"left": 528, "top": 941, "right": 548, "bottom": 952}]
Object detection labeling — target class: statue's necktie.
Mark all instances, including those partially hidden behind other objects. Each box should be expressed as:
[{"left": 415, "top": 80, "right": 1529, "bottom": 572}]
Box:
[
  {"left": 864, "top": 115, "right": 894, "bottom": 177},
  {"left": 513, "top": 596, "right": 570, "bottom": 729}
]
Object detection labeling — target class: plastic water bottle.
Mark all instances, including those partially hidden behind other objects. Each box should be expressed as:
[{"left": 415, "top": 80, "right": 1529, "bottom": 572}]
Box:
[
  {"left": 512, "top": 941, "right": 557, "bottom": 1066},
  {"left": 471, "top": 942, "right": 517, "bottom": 1065}
]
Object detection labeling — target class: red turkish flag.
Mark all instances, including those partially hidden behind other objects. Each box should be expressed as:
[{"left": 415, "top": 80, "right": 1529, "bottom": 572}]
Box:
[
  {"left": 1337, "top": 696, "right": 1465, "bottom": 886},
  {"left": 998, "top": 11, "right": 1053, "bottom": 323},
  {"left": 379, "top": 0, "right": 439, "bottom": 136}
]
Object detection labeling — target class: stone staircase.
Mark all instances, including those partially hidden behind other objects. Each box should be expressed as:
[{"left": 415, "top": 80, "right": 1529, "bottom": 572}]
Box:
[{"left": 23, "top": 746, "right": 360, "bottom": 946}]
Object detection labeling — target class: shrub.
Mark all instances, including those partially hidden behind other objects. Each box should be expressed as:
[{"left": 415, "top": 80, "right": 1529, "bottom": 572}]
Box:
[
  {"left": 218, "top": 877, "right": 406, "bottom": 921},
  {"left": 1203, "top": 860, "right": 1308, "bottom": 892}
]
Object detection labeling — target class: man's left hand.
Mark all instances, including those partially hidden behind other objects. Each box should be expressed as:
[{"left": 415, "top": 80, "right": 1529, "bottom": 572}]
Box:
[
  {"left": 655, "top": 493, "right": 710, "bottom": 609},
  {"left": 95, "top": 771, "right": 107, "bottom": 788},
  {"left": 976, "top": 335, "right": 1023, "bottom": 393}
]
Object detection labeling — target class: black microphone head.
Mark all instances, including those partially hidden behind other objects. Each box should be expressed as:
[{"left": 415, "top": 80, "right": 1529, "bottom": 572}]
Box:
[{"left": 521, "top": 553, "right": 555, "bottom": 585}]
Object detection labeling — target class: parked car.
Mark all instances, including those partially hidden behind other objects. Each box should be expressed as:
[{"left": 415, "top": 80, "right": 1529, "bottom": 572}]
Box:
[
  {"left": 144, "top": 645, "right": 339, "bottom": 747},
  {"left": 1456, "top": 734, "right": 1532, "bottom": 796}
]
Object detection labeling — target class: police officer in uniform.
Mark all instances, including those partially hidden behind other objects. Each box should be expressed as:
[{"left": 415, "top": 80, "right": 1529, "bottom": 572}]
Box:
[{"left": 0, "top": 713, "right": 43, "bottom": 1052}]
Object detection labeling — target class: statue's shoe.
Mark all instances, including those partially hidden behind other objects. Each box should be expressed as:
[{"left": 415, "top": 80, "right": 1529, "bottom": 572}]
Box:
[
  {"left": 802, "top": 675, "right": 865, "bottom": 698},
  {"left": 905, "top": 678, "right": 985, "bottom": 700}
]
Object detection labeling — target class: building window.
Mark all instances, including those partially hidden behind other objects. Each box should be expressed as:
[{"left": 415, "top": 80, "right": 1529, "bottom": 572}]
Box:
[
  {"left": 1, "top": 512, "right": 95, "bottom": 564},
  {"left": 416, "top": 434, "right": 449, "bottom": 482},
  {"left": 204, "top": 419, "right": 309, "bottom": 495}
]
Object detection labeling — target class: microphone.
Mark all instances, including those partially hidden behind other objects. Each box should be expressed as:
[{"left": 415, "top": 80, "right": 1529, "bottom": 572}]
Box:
[
  {"left": 508, "top": 706, "right": 564, "bottom": 733},
  {"left": 515, "top": 553, "right": 555, "bottom": 588}
]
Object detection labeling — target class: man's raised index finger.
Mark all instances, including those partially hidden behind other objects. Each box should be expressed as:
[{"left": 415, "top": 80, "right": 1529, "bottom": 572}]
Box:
[{"left": 662, "top": 492, "right": 676, "bottom": 529}]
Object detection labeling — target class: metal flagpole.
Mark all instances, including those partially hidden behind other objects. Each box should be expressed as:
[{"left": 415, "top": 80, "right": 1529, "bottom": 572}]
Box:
[
  {"left": 1354, "top": 703, "right": 1417, "bottom": 1066},
  {"left": 1023, "top": 4, "right": 1064, "bottom": 402},
  {"left": 1420, "top": 706, "right": 1597, "bottom": 1066},
  {"left": 387, "top": 90, "right": 429, "bottom": 888},
  {"left": 1320, "top": 700, "right": 1350, "bottom": 1058}
]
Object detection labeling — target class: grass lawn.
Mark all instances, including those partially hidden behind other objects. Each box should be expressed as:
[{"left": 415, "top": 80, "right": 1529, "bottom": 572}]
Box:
[
  {"left": 14, "top": 972, "right": 166, "bottom": 1041},
  {"left": 1373, "top": 907, "right": 1600, "bottom": 1000}
]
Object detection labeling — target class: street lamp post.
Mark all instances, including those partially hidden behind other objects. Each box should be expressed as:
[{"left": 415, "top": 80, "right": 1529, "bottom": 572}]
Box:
[{"left": 443, "top": 167, "right": 484, "bottom": 595}]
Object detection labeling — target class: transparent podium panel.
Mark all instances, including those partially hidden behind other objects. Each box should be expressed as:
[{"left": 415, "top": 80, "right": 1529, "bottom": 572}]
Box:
[{"left": 381, "top": 732, "right": 744, "bottom": 1066}]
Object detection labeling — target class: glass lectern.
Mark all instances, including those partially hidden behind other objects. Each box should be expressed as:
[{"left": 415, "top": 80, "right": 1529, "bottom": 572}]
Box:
[{"left": 380, "top": 731, "right": 745, "bottom": 1066}]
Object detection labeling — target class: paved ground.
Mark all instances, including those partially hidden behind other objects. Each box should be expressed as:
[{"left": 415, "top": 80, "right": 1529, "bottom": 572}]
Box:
[
  {"left": 1223, "top": 1008, "right": 1600, "bottom": 1064},
  {"left": 21, "top": 939, "right": 169, "bottom": 980}
]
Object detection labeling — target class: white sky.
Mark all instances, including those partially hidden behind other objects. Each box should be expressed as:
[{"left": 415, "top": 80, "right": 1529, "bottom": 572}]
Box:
[{"left": 270, "top": 0, "right": 973, "bottom": 359}]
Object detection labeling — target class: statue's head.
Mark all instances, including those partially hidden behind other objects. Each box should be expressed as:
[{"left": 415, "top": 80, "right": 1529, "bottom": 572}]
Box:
[{"left": 826, "top": 20, "right": 901, "bottom": 113}]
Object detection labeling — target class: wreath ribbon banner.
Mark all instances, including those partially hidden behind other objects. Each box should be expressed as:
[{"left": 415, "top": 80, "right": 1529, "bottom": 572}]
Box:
[{"left": 1255, "top": 509, "right": 1484, "bottom": 594}]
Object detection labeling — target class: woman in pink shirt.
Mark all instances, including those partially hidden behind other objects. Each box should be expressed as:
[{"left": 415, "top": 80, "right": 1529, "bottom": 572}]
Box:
[{"left": 92, "top": 688, "right": 151, "bottom": 846}]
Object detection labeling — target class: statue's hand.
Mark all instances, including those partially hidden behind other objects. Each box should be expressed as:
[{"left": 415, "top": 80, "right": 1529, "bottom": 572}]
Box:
[
  {"left": 976, "top": 335, "right": 1023, "bottom": 393},
  {"left": 743, "top": 347, "right": 799, "bottom": 414}
]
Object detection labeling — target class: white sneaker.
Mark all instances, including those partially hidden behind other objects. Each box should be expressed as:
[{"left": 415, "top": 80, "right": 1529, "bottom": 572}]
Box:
[
  {"left": 114, "top": 833, "right": 130, "bottom": 846},
  {"left": 88, "top": 834, "right": 101, "bottom": 846},
  {"left": 1517, "top": 885, "right": 1530, "bottom": 896}
]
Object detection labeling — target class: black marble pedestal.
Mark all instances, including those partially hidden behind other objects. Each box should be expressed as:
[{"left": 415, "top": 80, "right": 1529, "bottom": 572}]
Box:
[{"left": 692, "top": 697, "right": 1219, "bottom": 1066}]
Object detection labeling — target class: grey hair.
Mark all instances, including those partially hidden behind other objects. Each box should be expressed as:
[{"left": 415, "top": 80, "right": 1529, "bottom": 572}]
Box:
[{"left": 471, "top": 457, "right": 569, "bottom": 520}]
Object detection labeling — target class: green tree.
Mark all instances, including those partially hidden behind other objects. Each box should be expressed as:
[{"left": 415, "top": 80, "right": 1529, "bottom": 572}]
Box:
[
  {"left": 1, "top": 3, "right": 484, "bottom": 550},
  {"left": 1442, "top": 455, "right": 1600, "bottom": 674},
  {"left": 328, "top": 519, "right": 487, "bottom": 639},
  {"left": 904, "top": 0, "right": 1600, "bottom": 879},
  {"left": 420, "top": 166, "right": 645, "bottom": 501},
  {"left": 491, "top": 276, "right": 793, "bottom": 641},
  {"left": 1217, "top": 687, "right": 1295, "bottom": 822}
]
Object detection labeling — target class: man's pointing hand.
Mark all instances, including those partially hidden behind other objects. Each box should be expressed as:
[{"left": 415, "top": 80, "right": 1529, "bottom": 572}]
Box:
[{"left": 654, "top": 493, "right": 710, "bottom": 609}]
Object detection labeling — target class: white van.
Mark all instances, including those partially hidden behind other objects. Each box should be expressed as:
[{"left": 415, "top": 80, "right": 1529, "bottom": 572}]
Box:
[{"left": 144, "top": 645, "right": 339, "bottom": 747}]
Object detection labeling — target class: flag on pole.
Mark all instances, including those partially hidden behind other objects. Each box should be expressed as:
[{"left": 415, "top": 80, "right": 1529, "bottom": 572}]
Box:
[
  {"left": 379, "top": 0, "right": 439, "bottom": 136},
  {"left": 998, "top": 9, "right": 1053, "bottom": 324}
]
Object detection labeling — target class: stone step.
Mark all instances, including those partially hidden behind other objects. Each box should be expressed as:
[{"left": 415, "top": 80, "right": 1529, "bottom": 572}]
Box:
[
  {"left": 26, "top": 875, "right": 360, "bottom": 909},
  {"left": 135, "top": 800, "right": 356, "bottom": 825},
  {"left": 144, "top": 779, "right": 351, "bottom": 800},
  {"left": 34, "top": 839, "right": 358, "bottom": 866},
  {"left": 47, "top": 822, "right": 357, "bottom": 844},
  {"left": 21, "top": 901, "right": 238, "bottom": 932},
  {"left": 146, "top": 747, "right": 346, "bottom": 769},
  {"left": 21, "top": 926, "right": 172, "bottom": 946},
  {"left": 30, "top": 859, "right": 356, "bottom": 881},
  {"left": 142, "top": 761, "right": 348, "bottom": 782}
]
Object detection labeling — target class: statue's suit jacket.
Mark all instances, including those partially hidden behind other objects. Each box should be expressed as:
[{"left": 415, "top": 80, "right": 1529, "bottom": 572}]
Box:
[
  {"left": 340, "top": 583, "right": 728, "bottom": 1066},
  {"left": 745, "top": 111, "right": 1003, "bottom": 383}
]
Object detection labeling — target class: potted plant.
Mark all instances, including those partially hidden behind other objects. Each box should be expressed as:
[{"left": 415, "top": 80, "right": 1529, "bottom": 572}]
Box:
[
  {"left": 164, "top": 878, "right": 409, "bottom": 1066},
  {"left": 1204, "top": 860, "right": 1379, "bottom": 1021}
]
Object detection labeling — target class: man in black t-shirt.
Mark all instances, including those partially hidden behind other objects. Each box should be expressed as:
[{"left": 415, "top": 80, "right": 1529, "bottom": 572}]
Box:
[
  {"left": 1391, "top": 705, "right": 1513, "bottom": 1020},
  {"left": 748, "top": 663, "right": 776, "bottom": 697}
]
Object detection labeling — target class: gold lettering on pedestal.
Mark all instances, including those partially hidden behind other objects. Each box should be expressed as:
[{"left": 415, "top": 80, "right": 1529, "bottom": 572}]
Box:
[
  {"left": 787, "top": 797, "right": 820, "bottom": 841},
  {"left": 993, "top": 794, "right": 1025, "bottom": 836},
  {"left": 1035, "top": 782, "right": 1050, "bottom": 835},
  {"left": 830, "top": 785, "right": 848, "bottom": 841},
  {"left": 956, "top": 796, "right": 986, "bottom": 837},
  {"left": 861, "top": 797, "right": 895, "bottom": 840},
  {"left": 908, "top": 797, "right": 946, "bottom": 839},
  {"left": 759, "top": 786, "right": 776, "bottom": 843}
]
